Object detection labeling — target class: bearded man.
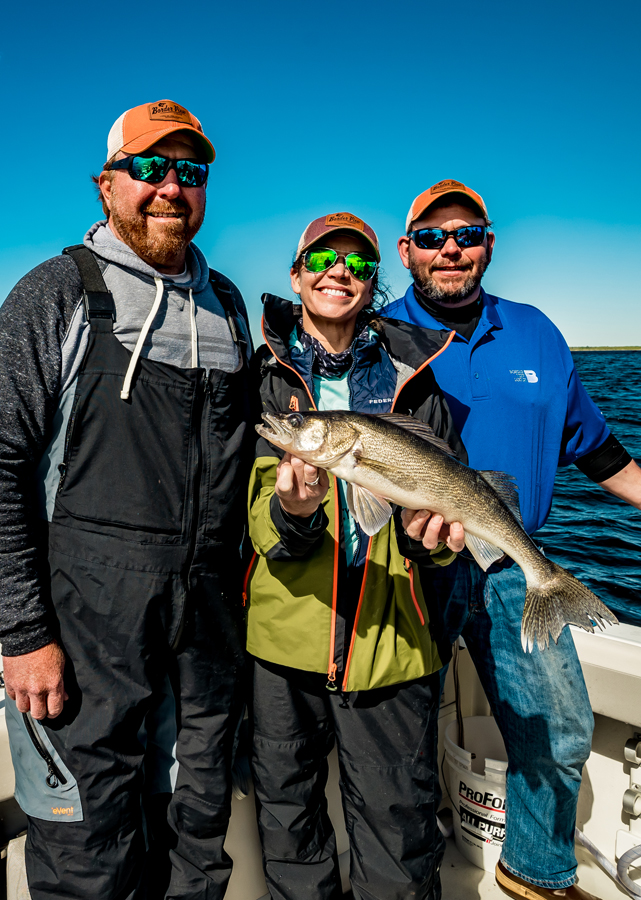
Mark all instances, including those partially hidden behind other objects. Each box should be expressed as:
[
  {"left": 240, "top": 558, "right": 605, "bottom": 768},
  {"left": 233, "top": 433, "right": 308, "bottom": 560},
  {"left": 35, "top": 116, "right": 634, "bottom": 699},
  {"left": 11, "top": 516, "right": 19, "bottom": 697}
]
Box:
[
  {"left": 385, "top": 180, "right": 641, "bottom": 900},
  {"left": 0, "top": 100, "right": 252, "bottom": 900}
]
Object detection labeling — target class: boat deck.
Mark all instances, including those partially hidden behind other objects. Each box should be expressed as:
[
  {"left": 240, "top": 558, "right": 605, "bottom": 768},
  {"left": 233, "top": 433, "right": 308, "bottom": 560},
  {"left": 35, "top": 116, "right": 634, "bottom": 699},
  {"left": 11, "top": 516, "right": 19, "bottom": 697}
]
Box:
[{"left": 3, "top": 625, "right": 641, "bottom": 899}]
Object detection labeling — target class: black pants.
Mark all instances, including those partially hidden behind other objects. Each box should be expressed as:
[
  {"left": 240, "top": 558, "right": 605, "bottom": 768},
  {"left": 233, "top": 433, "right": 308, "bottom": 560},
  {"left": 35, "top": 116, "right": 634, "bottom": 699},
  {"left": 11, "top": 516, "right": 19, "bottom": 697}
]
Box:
[
  {"left": 24, "top": 544, "right": 246, "bottom": 900},
  {"left": 250, "top": 659, "right": 444, "bottom": 900}
]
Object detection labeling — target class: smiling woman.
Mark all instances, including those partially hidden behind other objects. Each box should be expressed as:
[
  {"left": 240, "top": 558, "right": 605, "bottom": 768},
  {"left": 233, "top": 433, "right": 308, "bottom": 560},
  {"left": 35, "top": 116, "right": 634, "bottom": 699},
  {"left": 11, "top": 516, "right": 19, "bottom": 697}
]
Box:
[
  {"left": 289, "top": 224, "right": 387, "bottom": 351},
  {"left": 243, "top": 211, "right": 469, "bottom": 899}
]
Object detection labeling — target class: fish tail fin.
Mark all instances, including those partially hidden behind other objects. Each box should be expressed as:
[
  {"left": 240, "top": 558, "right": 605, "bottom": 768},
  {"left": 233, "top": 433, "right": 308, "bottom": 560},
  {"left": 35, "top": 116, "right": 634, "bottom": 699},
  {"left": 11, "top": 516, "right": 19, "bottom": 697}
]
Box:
[{"left": 522, "top": 562, "right": 618, "bottom": 652}]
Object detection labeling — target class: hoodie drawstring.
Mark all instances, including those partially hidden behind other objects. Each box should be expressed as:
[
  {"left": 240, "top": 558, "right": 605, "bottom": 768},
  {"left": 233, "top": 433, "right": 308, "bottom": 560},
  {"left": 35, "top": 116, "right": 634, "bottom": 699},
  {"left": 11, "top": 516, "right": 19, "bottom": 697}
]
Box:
[
  {"left": 120, "top": 277, "right": 164, "bottom": 401},
  {"left": 189, "top": 288, "right": 198, "bottom": 368}
]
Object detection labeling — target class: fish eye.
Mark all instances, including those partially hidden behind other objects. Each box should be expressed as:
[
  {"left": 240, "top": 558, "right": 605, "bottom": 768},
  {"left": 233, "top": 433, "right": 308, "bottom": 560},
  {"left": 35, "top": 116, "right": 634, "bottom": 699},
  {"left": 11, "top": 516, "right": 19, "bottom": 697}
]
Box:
[{"left": 287, "top": 413, "right": 304, "bottom": 427}]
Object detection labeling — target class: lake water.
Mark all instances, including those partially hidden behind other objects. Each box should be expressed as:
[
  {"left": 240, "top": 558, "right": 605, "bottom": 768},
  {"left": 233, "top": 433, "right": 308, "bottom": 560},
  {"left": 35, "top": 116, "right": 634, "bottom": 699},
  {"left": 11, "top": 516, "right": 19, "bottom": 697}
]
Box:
[{"left": 536, "top": 352, "right": 641, "bottom": 626}]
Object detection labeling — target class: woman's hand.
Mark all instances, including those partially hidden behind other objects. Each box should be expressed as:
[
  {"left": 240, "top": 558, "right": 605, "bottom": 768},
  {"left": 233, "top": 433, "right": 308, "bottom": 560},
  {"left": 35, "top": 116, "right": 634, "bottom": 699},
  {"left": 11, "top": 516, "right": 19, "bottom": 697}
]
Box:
[
  {"left": 276, "top": 453, "right": 330, "bottom": 518},
  {"left": 401, "top": 508, "right": 466, "bottom": 553}
]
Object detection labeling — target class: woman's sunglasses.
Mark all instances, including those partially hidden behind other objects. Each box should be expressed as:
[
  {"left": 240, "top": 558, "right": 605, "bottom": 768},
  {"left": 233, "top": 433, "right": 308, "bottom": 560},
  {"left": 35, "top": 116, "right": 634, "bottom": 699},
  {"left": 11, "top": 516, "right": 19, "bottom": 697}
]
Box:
[
  {"left": 408, "top": 225, "right": 486, "bottom": 250},
  {"left": 109, "top": 155, "right": 209, "bottom": 187},
  {"left": 303, "top": 247, "right": 378, "bottom": 282}
]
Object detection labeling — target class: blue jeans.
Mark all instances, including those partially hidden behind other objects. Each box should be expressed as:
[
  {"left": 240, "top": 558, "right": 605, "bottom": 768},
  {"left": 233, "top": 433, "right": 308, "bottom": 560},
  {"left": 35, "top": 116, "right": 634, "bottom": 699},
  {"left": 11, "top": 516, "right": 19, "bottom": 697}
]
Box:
[{"left": 431, "top": 557, "right": 593, "bottom": 889}]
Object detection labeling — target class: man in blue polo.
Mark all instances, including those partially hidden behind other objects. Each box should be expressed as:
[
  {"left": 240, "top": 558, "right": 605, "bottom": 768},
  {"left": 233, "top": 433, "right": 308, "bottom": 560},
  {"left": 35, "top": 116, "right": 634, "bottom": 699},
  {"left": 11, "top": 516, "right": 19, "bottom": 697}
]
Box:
[{"left": 385, "top": 179, "right": 641, "bottom": 900}]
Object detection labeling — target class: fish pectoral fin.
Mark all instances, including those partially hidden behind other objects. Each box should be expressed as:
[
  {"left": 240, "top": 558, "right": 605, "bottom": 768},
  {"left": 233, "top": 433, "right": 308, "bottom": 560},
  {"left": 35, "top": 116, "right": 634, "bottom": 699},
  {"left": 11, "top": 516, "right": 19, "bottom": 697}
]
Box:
[
  {"left": 464, "top": 534, "right": 506, "bottom": 571},
  {"left": 477, "top": 471, "right": 523, "bottom": 525},
  {"left": 376, "top": 414, "right": 457, "bottom": 457},
  {"left": 352, "top": 451, "right": 418, "bottom": 491},
  {"left": 346, "top": 483, "right": 393, "bottom": 536}
]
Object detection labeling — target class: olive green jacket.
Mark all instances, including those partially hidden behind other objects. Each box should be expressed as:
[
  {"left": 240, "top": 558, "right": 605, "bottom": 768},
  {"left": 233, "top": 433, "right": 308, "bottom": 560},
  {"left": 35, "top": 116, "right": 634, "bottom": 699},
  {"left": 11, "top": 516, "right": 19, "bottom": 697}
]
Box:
[{"left": 245, "top": 295, "right": 466, "bottom": 692}]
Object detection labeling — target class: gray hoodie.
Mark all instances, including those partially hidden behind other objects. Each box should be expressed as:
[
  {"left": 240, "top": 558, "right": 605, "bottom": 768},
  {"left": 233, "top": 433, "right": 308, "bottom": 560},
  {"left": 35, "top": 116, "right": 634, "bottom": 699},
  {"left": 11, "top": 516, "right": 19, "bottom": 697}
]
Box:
[
  {"left": 83, "top": 220, "right": 239, "bottom": 374},
  {"left": 0, "top": 224, "right": 250, "bottom": 655}
]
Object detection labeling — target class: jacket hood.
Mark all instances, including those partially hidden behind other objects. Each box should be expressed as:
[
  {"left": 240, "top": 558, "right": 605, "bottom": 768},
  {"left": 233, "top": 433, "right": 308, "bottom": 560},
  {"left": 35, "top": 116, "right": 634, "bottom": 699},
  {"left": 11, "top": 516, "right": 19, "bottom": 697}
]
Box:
[
  {"left": 83, "top": 220, "right": 211, "bottom": 293},
  {"left": 261, "top": 293, "right": 454, "bottom": 374}
]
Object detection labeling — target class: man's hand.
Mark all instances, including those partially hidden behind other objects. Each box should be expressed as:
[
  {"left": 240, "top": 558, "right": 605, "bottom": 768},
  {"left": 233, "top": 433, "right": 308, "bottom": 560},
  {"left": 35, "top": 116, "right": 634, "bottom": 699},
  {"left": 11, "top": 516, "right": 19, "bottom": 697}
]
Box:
[
  {"left": 3, "top": 642, "right": 68, "bottom": 720},
  {"left": 401, "top": 508, "right": 466, "bottom": 552},
  {"left": 275, "top": 452, "right": 330, "bottom": 519}
]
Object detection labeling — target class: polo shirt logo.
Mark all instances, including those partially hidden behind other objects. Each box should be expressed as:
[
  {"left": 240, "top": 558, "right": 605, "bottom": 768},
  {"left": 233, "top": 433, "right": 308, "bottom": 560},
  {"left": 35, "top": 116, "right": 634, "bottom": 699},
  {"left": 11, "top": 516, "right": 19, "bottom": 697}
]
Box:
[{"left": 510, "top": 369, "right": 539, "bottom": 383}]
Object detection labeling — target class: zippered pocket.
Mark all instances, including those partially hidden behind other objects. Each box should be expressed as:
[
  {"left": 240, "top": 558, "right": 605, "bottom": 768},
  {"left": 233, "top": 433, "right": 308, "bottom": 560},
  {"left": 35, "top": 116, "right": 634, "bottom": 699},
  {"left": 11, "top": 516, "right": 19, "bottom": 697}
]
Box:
[
  {"left": 23, "top": 712, "right": 68, "bottom": 789},
  {"left": 57, "top": 389, "right": 83, "bottom": 495},
  {"left": 4, "top": 697, "right": 84, "bottom": 822}
]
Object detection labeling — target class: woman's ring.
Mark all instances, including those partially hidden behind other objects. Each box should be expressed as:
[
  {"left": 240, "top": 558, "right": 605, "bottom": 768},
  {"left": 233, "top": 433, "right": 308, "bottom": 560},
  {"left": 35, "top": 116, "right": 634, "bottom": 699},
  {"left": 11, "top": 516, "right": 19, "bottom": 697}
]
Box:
[{"left": 305, "top": 475, "right": 320, "bottom": 486}]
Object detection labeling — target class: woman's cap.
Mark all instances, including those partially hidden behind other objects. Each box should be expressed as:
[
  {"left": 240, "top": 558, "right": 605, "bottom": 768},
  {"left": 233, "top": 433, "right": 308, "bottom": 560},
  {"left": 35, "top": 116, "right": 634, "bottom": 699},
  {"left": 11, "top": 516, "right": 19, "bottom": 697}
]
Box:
[
  {"left": 405, "top": 180, "right": 489, "bottom": 231},
  {"left": 297, "top": 212, "right": 380, "bottom": 261},
  {"left": 106, "top": 99, "right": 215, "bottom": 163}
]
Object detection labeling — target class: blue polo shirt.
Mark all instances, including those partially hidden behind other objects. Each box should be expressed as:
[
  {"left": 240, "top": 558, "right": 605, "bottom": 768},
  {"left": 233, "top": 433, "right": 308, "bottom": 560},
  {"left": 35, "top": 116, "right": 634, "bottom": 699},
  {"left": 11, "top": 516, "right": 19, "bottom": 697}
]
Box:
[{"left": 383, "top": 286, "right": 610, "bottom": 534}]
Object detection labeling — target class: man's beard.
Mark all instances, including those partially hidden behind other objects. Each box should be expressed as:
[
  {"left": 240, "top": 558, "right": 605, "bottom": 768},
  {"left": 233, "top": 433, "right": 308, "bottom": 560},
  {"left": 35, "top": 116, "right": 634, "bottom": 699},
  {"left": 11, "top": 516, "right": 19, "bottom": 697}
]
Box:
[
  {"left": 110, "top": 190, "right": 205, "bottom": 268},
  {"left": 409, "top": 251, "right": 489, "bottom": 306}
]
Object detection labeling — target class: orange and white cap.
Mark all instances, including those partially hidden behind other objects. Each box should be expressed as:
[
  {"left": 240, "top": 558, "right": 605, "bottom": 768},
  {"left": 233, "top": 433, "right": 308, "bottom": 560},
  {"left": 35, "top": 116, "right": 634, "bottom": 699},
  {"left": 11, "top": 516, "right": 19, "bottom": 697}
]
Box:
[
  {"left": 297, "top": 212, "right": 380, "bottom": 261},
  {"left": 406, "top": 179, "right": 489, "bottom": 231},
  {"left": 106, "top": 99, "right": 215, "bottom": 163}
]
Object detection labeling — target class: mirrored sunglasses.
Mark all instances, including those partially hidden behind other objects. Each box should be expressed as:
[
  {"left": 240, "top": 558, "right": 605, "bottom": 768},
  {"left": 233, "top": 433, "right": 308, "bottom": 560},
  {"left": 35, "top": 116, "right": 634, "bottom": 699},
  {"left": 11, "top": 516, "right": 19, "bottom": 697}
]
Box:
[
  {"left": 303, "top": 247, "right": 378, "bottom": 282},
  {"left": 109, "top": 155, "right": 209, "bottom": 187},
  {"left": 408, "top": 225, "right": 486, "bottom": 250}
]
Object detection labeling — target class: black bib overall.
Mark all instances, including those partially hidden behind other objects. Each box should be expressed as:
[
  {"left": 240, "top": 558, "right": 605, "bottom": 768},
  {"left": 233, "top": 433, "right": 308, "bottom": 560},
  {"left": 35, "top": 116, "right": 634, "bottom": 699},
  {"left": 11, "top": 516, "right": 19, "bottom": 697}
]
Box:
[{"left": 24, "top": 247, "right": 251, "bottom": 900}]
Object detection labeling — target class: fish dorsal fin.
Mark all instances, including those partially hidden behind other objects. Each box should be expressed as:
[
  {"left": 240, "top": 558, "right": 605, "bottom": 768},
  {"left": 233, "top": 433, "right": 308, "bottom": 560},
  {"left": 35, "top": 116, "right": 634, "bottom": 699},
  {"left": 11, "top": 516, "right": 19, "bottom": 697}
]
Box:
[
  {"left": 477, "top": 471, "right": 523, "bottom": 525},
  {"left": 376, "top": 414, "right": 457, "bottom": 457},
  {"left": 464, "top": 534, "right": 506, "bottom": 571},
  {"left": 346, "top": 483, "right": 393, "bottom": 536}
]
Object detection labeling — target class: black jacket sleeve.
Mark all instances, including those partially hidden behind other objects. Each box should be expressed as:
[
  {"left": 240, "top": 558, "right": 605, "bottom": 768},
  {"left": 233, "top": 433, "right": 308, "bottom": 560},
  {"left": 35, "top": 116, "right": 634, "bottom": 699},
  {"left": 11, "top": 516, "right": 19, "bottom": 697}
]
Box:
[
  {"left": 0, "top": 256, "right": 82, "bottom": 655},
  {"left": 267, "top": 496, "right": 330, "bottom": 560},
  {"left": 575, "top": 433, "right": 632, "bottom": 482}
]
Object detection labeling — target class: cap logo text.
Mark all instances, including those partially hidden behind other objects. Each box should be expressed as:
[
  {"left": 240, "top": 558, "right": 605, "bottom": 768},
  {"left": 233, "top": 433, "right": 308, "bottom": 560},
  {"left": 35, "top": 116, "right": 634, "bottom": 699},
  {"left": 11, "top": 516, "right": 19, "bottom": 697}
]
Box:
[
  {"left": 431, "top": 179, "right": 466, "bottom": 194},
  {"left": 51, "top": 806, "right": 74, "bottom": 816},
  {"left": 325, "top": 213, "right": 364, "bottom": 231},
  {"left": 148, "top": 102, "right": 193, "bottom": 124}
]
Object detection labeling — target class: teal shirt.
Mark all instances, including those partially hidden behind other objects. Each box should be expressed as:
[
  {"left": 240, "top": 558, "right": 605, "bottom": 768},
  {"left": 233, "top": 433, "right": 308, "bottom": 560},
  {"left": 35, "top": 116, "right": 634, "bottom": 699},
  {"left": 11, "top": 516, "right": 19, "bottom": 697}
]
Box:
[{"left": 288, "top": 331, "right": 360, "bottom": 565}]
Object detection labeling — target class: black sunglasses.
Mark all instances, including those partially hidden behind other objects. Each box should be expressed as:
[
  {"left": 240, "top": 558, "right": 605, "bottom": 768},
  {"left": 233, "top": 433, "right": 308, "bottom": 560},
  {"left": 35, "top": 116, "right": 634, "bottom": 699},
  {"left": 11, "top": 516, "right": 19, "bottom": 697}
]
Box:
[
  {"left": 109, "top": 155, "right": 209, "bottom": 187},
  {"left": 408, "top": 225, "right": 486, "bottom": 250}
]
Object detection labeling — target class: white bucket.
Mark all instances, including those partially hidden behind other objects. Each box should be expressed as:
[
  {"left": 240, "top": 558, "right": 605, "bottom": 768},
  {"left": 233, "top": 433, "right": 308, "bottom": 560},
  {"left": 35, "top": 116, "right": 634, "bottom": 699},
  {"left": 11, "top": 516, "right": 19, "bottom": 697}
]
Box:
[{"left": 444, "top": 716, "right": 508, "bottom": 872}]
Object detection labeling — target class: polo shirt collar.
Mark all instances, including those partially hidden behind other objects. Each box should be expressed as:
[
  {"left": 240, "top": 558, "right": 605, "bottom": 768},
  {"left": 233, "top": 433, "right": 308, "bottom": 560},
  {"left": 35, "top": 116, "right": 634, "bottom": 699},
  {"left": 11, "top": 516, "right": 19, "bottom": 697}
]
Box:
[
  {"left": 479, "top": 289, "right": 503, "bottom": 331},
  {"left": 402, "top": 284, "right": 503, "bottom": 336}
]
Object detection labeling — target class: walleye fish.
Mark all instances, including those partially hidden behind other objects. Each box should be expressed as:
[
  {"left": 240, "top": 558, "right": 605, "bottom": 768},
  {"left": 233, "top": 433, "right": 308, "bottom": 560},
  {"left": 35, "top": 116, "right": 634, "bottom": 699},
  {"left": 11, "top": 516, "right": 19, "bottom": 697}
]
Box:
[{"left": 257, "top": 410, "right": 617, "bottom": 652}]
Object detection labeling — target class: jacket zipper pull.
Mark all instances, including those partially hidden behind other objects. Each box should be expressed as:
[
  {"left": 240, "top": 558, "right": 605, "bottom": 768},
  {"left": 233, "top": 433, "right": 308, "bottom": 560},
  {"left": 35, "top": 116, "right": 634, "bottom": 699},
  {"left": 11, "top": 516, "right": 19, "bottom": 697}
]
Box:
[
  {"left": 326, "top": 662, "right": 338, "bottom": 692},
  {"left": 46, "top": 765, "right": 60, "bottom": 789},
  {"left": 227, "top": 314, "right": 238, "bottom": 344}
]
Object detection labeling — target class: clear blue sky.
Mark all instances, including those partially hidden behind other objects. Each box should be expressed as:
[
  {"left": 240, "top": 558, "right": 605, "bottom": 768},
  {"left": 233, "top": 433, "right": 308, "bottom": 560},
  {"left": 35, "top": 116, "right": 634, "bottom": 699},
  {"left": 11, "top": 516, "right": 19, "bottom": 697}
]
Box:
[{"left": 1, "top": 0, "right": 640, "bottom": 345}]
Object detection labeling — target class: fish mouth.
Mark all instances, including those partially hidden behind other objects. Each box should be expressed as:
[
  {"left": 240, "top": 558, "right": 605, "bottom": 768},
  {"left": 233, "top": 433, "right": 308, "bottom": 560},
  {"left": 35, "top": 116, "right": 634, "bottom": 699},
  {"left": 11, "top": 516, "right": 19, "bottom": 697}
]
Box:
[{"left": 255, "top": 412, "right": 294, "bottom": 445}]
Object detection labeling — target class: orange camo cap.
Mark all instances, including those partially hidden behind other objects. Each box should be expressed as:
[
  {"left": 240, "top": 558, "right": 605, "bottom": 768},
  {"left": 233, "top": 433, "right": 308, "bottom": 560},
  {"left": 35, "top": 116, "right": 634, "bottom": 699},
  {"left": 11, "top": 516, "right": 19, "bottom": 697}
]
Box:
[
  {"left": 106, "top": 99, "right": 215, "bottom": 163},
  {"left": 297, "top": 212, "right": 380, "bottom": 261},
  {"left": 405, "top": 179, "right": 489, "bottom": 231}
]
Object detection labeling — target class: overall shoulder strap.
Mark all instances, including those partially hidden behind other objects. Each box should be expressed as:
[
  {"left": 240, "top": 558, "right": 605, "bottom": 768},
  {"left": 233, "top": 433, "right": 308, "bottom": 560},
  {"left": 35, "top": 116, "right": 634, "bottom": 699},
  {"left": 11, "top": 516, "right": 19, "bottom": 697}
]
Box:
[
  {"left": 208, "top": 268, "right": 251, "bottom": 359},
  {"left": 63, "top": 245, "right": 115, "bottom": 330}
]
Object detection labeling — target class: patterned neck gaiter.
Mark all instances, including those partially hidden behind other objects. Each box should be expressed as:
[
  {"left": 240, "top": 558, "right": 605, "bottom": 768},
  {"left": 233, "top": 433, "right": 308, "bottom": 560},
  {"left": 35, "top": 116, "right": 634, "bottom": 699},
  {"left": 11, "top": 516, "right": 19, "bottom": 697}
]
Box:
[{"left": 298, "top": 315, "right": 370, "bottom": 378}]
